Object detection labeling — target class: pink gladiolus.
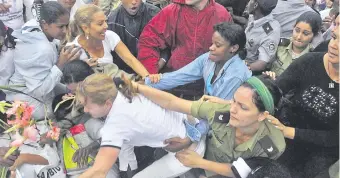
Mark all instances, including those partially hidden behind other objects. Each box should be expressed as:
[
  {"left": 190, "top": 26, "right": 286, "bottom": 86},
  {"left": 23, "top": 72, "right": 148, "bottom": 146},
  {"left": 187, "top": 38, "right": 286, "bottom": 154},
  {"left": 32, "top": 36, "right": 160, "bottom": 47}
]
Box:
[
  {"left": 46, "top": 126, "right": 61, "bottom": 141},
  {"left": 10, "top": 139, "right": 24, "bottom": 147},
  {"left": 22, "top": 106, "right": 34, "bottom": 123},
  {"left": 23, "top": 126, "right": 38, "bottom": 141}
]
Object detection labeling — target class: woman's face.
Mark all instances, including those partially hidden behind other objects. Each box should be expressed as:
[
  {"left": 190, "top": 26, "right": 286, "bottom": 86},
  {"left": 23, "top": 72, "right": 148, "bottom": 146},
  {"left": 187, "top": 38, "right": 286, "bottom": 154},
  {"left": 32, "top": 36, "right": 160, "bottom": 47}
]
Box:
[
  {"left": 209, "top": 31, "right": 237, "bottom": 63},
  {"left": 78, "top": 95, "right": 111, "bottom": 118},
  {"left": 84, "top": 11, "right": 108, "bottom": 41},
  {"left": 42, "top": 14, "right": 69, "bottom": 40},
  {"left": 229, "top": 86, "right": 267, "bottom": 128},
  {"left": 66, "top": 82, "right": 79, "bottom": 93},
  {"left": 292, "top": 22, "right": 314, "bottom": 50},
  {"left": 327, "top": 16, "right": 339, "bottom": 64}
]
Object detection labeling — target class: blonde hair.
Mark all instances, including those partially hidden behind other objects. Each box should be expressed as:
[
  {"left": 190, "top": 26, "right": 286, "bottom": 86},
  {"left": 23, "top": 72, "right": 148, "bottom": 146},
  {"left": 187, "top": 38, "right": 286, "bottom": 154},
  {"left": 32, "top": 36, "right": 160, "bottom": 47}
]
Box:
[
  {"left": 76, "top": 73, "right": 118, "bottom": 106},
  {"left": 66, "top": 4, "right": 102, "bottom": 42}
]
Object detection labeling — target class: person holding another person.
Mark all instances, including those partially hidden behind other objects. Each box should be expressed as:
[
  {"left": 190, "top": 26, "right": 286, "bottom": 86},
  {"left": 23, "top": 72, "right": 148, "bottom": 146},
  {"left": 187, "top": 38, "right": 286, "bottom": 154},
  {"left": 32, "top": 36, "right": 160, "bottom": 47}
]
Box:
[
  {"left": 245, "top": 0, "right": 281, "bottom": 73},
  {"left": 270, "top": 11, "right": 322, "bottom": 76},
  {"left": 67, "top": 4, "right": 151, "bottom": 78},
  {"left": 129, "top": 74, "right": 286, "bottom": 177},
  {"left": 107, "top": 0, "right": 160, "bottom": 74},
  {"left": 6, "top": 2, "right": 80, "bottom": 119},
  {"left": 145, "top": 22, "right": 251, "bottom": 100}
]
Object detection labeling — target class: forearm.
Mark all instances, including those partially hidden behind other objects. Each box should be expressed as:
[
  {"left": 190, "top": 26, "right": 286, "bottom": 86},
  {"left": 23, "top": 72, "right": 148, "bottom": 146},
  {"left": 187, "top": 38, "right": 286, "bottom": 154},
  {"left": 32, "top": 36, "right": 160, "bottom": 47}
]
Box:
[
  {"left": 79, "top": 167, "right": 107, "bottom": 178},
  {"left": 293, "top": 128, "right": 339, "bottom": 147},
  {"left": 198, "top": 159, "right": 235, "bottom": 177},
  {"left": 248, "top": 60, "right": 267, "bottom": 72},
  {"left": 18, "top": 154, "right": 49, "bottom": 165},
  {"left": 126, "top": 56, "right": 150, "bottom": 78},
  {"left": 136, "top": 83, "right": 192, "bottom": 114},
  {"left": 283, "top": 126, "right": 295, "bottom": 139}
]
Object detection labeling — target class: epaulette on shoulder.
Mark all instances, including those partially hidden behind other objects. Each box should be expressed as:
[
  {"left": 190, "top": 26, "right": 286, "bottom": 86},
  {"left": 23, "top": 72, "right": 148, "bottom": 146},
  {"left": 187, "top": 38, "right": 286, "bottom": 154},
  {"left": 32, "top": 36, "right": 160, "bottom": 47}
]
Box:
[
  {"left": 262, "top": 22, "right": 273, "bottom": 35},
  {"left": 278, "top": 38, "right": 290, "bottom": 47},
  {"left": 258, "top": 135, "right": 279, "bottom": 158}
]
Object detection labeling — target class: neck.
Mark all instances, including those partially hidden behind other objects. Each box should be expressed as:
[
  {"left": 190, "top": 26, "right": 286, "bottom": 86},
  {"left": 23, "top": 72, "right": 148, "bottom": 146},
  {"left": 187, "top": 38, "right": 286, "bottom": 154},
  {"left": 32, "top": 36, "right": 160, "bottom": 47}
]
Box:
[
  {"left": 193, "top": 0, "right": 209, "bottom": 11},
  {"left": 84, "top": 35, "right": 102, "bottom": 49},
  {"left": 235, "top": 122, "right": 260, "bottom": 138},
  {"left": 253, "top": 11, "right": 265, "bottom": 21},
  {"left": 215, "top": 54, "right": 233, "bottom": 72},
  {"left": 292, "top": 45, "right": 305, "bottom": 54}
]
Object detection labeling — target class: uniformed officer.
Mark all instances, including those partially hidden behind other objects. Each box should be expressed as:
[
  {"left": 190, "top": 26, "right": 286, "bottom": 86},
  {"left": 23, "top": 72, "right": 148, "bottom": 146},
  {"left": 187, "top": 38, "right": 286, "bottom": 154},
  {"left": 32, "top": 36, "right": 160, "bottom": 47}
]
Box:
[
  {"left": 130, "top": 75, "right": 286, "bottom": 178},
  {"left": 245, "top": 0, "right": 281, "bottom": 73}
]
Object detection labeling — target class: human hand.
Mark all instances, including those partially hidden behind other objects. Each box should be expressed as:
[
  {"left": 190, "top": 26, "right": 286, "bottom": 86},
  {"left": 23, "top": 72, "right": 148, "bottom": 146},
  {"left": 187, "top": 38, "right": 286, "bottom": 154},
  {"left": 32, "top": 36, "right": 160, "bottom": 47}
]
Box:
[
  {"left": 86, "top": 58, "right": 98, "bottom": 67},
  {"left": 322, "top": 16, "right": 334, "bottom": 32},
  {"left": 9, "top": 156, "right": 24, "bottom": 171},
  {"left": 0, "top": 147, "right": 19, "bottom": 167},
  {"left": 267, "top": 115, "right": 295, "bottom": 139},
  {"left": 121, "top": 74, "right": 139, "bottom": 93},
  {"left": 175, "top": 149, "right": 203, "bottom": 168},
  {"left": 262, "top": 71, "right": 276, "bottom": 80},
  {"left": 157, "top": 58, "right": 166, "bottom": 71},
  {"left": 0, "top": 3, "right": 11, "bottom": 13},
  {"left": 39, "top": 132, "right": 56, "bottom": 147},
  {"left": 200, "top": 95, "right": 232, "bottom": 105},
  {"left": 72, "top": 142, "right": 99, "bottom": 167},
  {"left": 163, "top": 137, "right": 192, "bottom": 152},
  {"left": 147, "top": 74, "right": 162, "bottom": 83},
  {"left": 57, "top": 45, "right": 81, "bottom": 69}
]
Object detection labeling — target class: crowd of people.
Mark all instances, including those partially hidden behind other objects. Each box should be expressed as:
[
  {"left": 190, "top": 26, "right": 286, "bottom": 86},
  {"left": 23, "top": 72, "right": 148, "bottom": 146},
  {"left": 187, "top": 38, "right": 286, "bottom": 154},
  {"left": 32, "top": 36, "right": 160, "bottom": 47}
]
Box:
[{"left": 0, "top": 0, "right": 339, "bottom": 177}]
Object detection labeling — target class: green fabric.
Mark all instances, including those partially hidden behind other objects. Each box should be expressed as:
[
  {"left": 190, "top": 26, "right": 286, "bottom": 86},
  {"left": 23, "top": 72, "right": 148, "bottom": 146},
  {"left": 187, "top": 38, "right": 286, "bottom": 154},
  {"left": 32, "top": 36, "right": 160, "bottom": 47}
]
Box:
[
  {"left": 271, "top": 40, "right": 312, "bottom": 76},
  {"left": 191, "top": 100, "right": 285, "bottom": 161},
  {"left": 191, "top": 100, "right": 286, "bottom": 176},
  {"left": 0, "top": 167, "right": 8, "bottom": 178},
  {"left": 246, "top": 76, "right": 275, "bottom": 115}
]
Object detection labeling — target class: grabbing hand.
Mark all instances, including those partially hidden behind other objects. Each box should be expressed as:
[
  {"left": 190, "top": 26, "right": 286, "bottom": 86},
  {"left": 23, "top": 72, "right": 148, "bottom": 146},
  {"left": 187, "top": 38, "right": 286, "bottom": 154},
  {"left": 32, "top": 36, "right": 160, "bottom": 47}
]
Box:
[
  {"left": 262, "top": 71, "right": 276, "bottom": 80},
  {"left": 200, "top": 95, "right": 232, "bottom": 105},
  {"left": 147, "top": 74, "right": 162, "bottom": 83},
  {"left": 267, "top": 115, "right": 295, "bottom": 139},
  {"left": 72, "top": 142, "right": 100, "bottom": 167},
  {"left": 163, "top": 137, "right": 192, "bottom": 152},
  {"left": 57, "top": 45, "right": 81, "bottom": 69},
  {"left": 175, "top": 149, "right": 203, "bottom": 168},
  {"left": 0, "top": 3, "right": 11, "bottom": 13},
  {"left": 39, "top": 133, "right": 56, "bottom": 147},
  {"left": 0, "top": 147, "right": 19, "bottom": 167}
]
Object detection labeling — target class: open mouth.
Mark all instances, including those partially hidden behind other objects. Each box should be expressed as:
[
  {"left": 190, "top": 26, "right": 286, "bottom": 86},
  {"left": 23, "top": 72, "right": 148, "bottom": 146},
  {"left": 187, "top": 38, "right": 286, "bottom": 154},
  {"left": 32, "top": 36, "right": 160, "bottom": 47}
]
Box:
[{"left": 131, "top": 7, "right": 137, "bottom": 10}]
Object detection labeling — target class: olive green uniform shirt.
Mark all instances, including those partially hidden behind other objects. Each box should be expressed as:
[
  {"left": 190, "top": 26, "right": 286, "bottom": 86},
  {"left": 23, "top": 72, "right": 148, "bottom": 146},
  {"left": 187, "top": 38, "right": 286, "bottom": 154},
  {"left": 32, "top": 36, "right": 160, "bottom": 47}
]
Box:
[
  {"left": 271, "top": 39, "right": 313, "bottom": 76},
  {"left": 191, "top": 100, "right": 286, "bottom": 165}
]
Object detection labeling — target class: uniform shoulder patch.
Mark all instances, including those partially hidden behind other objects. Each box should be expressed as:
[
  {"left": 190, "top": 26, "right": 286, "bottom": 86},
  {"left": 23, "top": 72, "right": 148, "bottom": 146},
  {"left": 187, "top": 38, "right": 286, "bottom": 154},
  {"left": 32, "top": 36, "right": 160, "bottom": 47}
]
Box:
[
  {"left": 213, "top": 111, "right": 230, "bottom": 123},
  {"left": 278, "top": 38, "right": 290, "bottom": 47},
  {"left": 262, "top": 22, "right": 273, "bottom": 35},
  {"left": 258, "top": 135, "right": 279, "bottom": 158}
]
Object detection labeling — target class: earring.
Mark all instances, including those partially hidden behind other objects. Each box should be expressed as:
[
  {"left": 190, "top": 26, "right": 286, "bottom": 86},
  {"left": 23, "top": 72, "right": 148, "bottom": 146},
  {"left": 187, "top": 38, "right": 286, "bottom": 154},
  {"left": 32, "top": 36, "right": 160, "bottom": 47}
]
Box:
[{"left": 86, "top": 35, "right": 89, "bottom": 40}]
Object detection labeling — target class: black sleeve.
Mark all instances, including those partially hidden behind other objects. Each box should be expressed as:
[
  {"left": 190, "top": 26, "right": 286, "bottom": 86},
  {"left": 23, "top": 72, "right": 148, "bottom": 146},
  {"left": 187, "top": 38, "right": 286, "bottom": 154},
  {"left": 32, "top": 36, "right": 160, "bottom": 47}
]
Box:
[
  {"left": 295, "top": 128, "right": 339, "bottom": 147},
  {"left": 313, "top": 40, "right": 330, "bottom": 53}
]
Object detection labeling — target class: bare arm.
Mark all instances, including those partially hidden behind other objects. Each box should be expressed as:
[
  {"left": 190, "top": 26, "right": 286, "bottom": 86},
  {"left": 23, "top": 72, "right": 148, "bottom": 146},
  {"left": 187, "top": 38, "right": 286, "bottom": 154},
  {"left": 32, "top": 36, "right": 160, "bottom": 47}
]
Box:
[
  {"left": 115, "top": 41, "right": 150, "bottom": 78},
  {"left": 248, "top": 60, "right": 267, "bottom": 72},
  {"left": 133, "top": 81, "right": 193, "bottom": 115},
  {"left": 79, "top": 147, "right": 120, "bottom": 178}
]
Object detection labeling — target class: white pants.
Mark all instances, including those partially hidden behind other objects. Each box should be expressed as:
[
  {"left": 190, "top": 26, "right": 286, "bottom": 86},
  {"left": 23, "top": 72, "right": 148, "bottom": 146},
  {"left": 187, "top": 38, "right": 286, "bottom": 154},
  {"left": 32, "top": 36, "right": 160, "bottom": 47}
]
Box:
[{"left": 132, "top": 137, "right": 206, "bottom": 178}]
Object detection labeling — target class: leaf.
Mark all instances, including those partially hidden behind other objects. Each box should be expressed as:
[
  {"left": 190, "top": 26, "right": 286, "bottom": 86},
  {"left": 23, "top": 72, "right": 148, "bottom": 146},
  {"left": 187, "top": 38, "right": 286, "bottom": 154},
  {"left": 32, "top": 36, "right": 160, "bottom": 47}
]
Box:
[
  {"left": 3, "top": 146, "right": 18, "bottom": 159},
  {"left": 53, "top": 97, "right": 75, "bottom": 112},
  {"left": 3, "top": 125, "right": 18, "bottom": 134}
]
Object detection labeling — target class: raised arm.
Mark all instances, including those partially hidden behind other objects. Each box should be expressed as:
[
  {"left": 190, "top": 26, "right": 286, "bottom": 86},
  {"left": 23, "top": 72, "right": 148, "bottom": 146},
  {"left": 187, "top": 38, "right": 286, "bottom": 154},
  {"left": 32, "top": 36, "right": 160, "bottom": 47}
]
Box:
[{"left": 115, "top": 41, "right": 150, "bottom": 78}]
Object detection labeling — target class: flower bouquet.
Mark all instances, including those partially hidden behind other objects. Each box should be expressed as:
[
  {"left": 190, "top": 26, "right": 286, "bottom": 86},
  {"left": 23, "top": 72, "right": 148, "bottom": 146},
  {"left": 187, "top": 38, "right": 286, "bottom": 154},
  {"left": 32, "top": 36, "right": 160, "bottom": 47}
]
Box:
[{"left": 0, "top": 100, "right": 61, "bottom": 159}]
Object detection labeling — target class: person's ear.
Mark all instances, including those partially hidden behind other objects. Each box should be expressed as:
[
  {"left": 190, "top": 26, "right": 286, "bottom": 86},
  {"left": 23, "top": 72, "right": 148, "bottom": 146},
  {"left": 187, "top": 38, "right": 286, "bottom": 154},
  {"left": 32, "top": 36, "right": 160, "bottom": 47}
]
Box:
[
  {"left": 230, "top": 44, "right": 240, "bottom": 53},
  {"left": 104, "top": 99, "right": 113, "bottom": 109},
  {"left": 258, "top": 111, "right": 269, "bottom": 122},
  {"left": 81, "top": 24, "right": 90, "bottom": 36},
  {"left": 40, "top": 20, "right": 49, "bottom": 31}
]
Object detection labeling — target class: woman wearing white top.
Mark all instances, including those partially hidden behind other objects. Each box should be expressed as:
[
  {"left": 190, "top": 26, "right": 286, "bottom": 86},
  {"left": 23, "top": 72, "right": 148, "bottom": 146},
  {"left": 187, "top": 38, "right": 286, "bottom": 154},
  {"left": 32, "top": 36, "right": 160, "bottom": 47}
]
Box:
[
  {"left": 67, "top": 5, "right": 150, "bottom": 78},
  {"left": 75, "top": 73, "right": 206, "bottom": 178},
  {"left": 0, "top": 20, "right": 15, "bottom": 86}
]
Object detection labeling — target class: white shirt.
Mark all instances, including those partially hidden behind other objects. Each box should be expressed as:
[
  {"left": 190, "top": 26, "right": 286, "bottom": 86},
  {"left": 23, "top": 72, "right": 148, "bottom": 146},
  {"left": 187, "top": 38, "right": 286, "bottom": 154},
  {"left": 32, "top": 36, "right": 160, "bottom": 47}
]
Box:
[
  {"left": 100, "top": 92, "right": 187, "bottom": 148},
  {"left": 0, "top": 0, "right": 34, "bottom": 30},
  {"left": 0, "top": 122, "right": 66, "bottom": 178},
  {"left": 67, "top": 30, "right": 121, "bottom": 64},
  {"left": 0, "top": 48, "right": 15, "bottom": 86}
]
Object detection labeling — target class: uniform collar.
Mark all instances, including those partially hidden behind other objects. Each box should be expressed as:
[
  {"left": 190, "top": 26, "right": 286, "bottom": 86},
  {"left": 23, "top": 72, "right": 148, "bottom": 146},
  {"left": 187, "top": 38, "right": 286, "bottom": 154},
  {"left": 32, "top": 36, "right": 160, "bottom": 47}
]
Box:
[
  {"left": 234, "top": 121, "right": 266, "bottom": 152},
  {"left": 249, "top": 14, "right": 274, "bottom": 28},
  {"left": 285, "top": 39, "right": 313, "bottom": 56}
]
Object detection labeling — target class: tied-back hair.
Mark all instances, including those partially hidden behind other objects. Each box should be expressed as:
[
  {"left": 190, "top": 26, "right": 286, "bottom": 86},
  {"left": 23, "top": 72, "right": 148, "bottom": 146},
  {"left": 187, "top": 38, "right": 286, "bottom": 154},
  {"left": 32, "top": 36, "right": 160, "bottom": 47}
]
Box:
[
  {"left": 295, "top": 11, "right": 322, "bottom": 36},
  {"left": 66, "top": 4, "right": 101, "bottom": 42},
  {"left": 242, "top": 75, "right": 286, "bottom": 115},
  {"left": 213, "top": 22, "right": 247, "bottom": 60},
  {"left": 0, "top": 20, "right": 16, "bottom": 55},
  {"left": 61, "top": 60, "right": 95, "bottom": 84},
  {"left": 39, "top": 1, "right": 69, "bottom": 25}
]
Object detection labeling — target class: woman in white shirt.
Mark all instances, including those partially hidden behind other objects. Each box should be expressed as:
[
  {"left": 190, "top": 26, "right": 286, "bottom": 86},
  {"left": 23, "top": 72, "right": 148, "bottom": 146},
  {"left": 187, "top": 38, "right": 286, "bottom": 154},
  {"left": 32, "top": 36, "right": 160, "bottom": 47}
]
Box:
[
  {"left": 67, "top": 4, "right": 150, "bottom": 78},
  {"left": 0, "top": 20, "right": 15, "bottom": 86},
  {"left": 75, "top": 73, "right": 206, "bottom": 178}
]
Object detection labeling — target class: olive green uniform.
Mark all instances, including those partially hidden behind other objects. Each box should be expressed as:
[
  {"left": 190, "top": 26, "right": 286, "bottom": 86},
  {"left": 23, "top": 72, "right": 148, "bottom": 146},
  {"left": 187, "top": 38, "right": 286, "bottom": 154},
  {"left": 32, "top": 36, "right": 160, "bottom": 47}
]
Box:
[
  {"left": 191, "top": 100, "right": 286, "bottom": 175},
  {"left": 271, "top": 38, "right": 313, "bottom": 76}
]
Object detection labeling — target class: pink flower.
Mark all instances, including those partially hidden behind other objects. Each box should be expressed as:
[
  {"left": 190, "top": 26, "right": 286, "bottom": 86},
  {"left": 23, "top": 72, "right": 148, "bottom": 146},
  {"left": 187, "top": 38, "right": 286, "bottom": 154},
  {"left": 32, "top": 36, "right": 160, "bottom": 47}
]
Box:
[
  {"left": 23, "top": 126, "right": 38, "bottom": 141},
  {"left": 10, "top": 139, "right": 24, "bottom": 147},
  {"left": 22, "top": 106, "right": 34, "bottom": 123},
  {"left": 46, "top": 126, "right": 61, "bottom": 141}
]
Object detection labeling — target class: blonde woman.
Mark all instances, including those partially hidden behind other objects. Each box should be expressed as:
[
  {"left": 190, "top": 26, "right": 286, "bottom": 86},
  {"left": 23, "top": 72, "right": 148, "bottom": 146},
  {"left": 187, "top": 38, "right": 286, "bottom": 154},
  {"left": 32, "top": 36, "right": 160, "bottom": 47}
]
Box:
[
  {"left": 75, "top": 73, "right": 206, "bottom": 178},
  {"left": 67, "top": 5, "right": 152, "bottom": 79}
]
